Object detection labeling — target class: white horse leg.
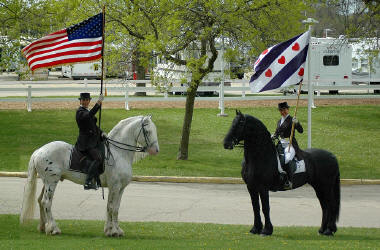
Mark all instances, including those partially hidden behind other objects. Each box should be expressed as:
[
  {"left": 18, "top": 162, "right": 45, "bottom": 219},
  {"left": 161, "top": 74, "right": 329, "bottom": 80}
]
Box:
[
  {"left": 37, "top": 186, "right": 46, "bottom": 232},
  {"left": 114, "top": 187, "right": 126, "bottom": 236},
  {"left": 41, "top": 179, "right": 61, "bottom": 235},
  {"left": 104, "top": 185, "right": 125, "bottom": 237}
]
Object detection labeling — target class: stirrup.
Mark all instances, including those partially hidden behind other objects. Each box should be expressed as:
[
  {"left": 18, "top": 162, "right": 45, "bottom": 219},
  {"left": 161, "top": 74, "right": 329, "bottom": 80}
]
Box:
[
  {"left": 283, "top": 180, "right": 293, "bottom": 190},
  {"left": 84, "top": 181, "right": 98, "bottom": 190}
]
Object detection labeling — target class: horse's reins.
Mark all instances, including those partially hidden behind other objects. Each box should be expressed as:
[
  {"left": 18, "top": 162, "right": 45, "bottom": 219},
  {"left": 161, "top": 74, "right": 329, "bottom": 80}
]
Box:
[
  {"left": 106, "top": 138, "right": 146, "bottom": 152},
  {"left": 105, "top": 118, "right": 155, "bottom": 153}
]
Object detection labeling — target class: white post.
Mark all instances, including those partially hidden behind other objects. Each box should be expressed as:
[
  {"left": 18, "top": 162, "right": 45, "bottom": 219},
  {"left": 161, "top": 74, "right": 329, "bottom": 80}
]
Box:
[
  {"left": 125, "top": 84, "right": 130, "bottom": 110},
  {"left": 27, "top": 85, "right": 32, "bottom": 112},
  {"left": 164, "top": 82, "right": 168, "bottom": 98},
  {"left": 368, "top": 54, "right": 371, "bottom": 94},
  {"left": 307, "top": 25, "right": 312, "bottom": 148},
  {"left": 84, "top": 78, "right": 88, "bottom": 89},
  {"left": 242, "top": 80, "right": 246, "bottom": 98},
  {"left": 218, "top": 36, "right": 227, "bottom": 117}
]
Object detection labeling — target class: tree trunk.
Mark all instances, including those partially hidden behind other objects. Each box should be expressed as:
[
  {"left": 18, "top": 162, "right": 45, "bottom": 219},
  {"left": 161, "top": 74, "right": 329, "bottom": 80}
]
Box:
[{"left": 177, "top": 84, "right": 198, "bottom": 160}]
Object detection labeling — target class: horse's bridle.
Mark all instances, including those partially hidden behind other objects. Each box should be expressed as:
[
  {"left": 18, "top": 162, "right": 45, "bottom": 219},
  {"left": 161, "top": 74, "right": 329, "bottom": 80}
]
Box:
[
  {"left": 106, "top": 117, "right": 156, "bottom": 153},
  {"left": 231, "top": 115, "right": 246, "bottom": 147}
]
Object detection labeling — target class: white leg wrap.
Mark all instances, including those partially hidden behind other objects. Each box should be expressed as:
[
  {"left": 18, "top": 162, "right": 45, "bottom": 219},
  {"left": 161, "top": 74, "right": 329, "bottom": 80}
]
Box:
[
  {"left": 276, "top": 153, "right": 286, "bottom": 174},
  {"left": 284, "top": 146, "right": 295, "bottom": 164}
]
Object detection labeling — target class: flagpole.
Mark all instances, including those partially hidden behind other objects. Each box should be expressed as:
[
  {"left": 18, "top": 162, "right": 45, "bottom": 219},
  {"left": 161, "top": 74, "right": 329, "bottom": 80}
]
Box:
[
  {"left": 287, "top": 24, "right": 313, "bottom": 152},
  {"left": 306, "top": 24, "right": 313, "bottom": 149},
  {"left": 99, "top": 6, "right": 106, "bottom": 129},
  {"left": 288, "top": 80, "right": 303, "bottom": 152}
]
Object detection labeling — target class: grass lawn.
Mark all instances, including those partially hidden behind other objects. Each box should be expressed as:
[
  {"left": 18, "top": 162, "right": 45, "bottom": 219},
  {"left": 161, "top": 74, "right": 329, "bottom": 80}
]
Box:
[
  {"left": 0, "top": 105, "right": 379, "bottom": 179},
  {"left": 1, "top": 214, "right": 379, "bottom": 249}
]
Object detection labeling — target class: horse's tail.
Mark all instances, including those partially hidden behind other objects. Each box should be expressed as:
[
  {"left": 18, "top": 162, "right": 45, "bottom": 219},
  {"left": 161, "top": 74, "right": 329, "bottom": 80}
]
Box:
[
  {"left": 333, "top": 173, "right": 341, "bottom": 222},
  {"left": 20, "top": 152, "right": 38, "bottom": 224}
]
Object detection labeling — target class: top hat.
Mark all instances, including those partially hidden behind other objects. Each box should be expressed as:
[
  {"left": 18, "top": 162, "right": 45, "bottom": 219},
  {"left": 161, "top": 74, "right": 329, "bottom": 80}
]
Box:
[
  {"left": 79, "top": 92, "right": 91, "bottom": 100},
  {"left": 278, "top": 102, "right": 290, "bottom": 110}
]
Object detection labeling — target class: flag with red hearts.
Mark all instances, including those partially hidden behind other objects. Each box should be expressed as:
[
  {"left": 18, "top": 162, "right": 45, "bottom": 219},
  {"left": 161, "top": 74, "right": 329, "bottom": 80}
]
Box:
[{"left": 249, "top": 31, "right": 310, "bottom": 92}]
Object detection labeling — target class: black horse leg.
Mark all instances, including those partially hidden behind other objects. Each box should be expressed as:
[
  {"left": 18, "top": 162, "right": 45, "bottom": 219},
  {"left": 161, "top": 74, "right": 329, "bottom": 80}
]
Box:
[
  {"left": 315, "top": 185, "right": 337, "bottom": 236},
  {"left": 247, "top": 185, "right": 263, "bottom": 234},
  {"left": 314, "top": 186, "right": 328, "bottom": 234},
  {"left": 324, "top": 189, "right": 338, "bottom": 236},
  {"left": 259, "top": 188, "right": 273, "bottom": 236}
]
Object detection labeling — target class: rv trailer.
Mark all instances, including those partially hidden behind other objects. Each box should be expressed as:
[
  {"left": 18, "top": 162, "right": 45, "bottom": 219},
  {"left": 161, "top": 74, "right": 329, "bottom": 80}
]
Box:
[
  {"left": 62, "top": 62, "right": 101, "bottom": 80},
  {"left": 304, "top": 37, "right": 352, "bottom": 94}
]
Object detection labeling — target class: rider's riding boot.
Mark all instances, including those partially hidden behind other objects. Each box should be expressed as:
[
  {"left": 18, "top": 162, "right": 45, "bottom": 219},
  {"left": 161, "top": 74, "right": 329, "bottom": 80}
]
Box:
[
  {"left": 84, "top": 161, "right": 98, "bottom": 190},
  {"left": 280, "top": 172, "right": 293, "bottom": 190}
]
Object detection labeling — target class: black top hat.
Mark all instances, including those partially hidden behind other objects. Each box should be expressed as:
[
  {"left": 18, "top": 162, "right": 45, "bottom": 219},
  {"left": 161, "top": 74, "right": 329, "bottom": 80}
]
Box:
[
  {"left": 79, "top": 92, "right": 91, "bottom": 100},
  {"left": 278, "top": 102, "right": 290, "bottom": 110}
]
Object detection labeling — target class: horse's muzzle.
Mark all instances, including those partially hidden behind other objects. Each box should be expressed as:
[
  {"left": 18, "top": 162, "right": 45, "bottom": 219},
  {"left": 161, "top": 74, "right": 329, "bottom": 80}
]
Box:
[
  {"left": 224, "top": 142, "right": 234, "bottom": 150},
  {"left": 148, "top": 146, "right": 159, "bottom": 155}
]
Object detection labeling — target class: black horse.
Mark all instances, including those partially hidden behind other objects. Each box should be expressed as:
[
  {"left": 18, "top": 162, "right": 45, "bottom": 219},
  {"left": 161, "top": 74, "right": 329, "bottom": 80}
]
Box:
[{"left": 223, "top": 110, "right": 340, "bottom": 236}]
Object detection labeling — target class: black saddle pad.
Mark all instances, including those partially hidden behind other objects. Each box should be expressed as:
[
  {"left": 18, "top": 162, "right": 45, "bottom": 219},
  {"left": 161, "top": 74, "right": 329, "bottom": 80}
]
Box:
[
  {"left": 69, "top": 143, "right": 106, "bottom": 174},
  {"left": 69, "top": 147, "right": 90, "bottom": 174}
]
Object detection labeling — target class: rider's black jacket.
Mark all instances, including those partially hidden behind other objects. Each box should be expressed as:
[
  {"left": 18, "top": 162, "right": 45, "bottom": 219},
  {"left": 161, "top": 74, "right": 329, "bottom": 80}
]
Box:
[
  {"left": 273, "top": 115, "right": 303, "bottom": 156},
  {"left": 75, "top": 103, "right": 102, "bottom": 152}
]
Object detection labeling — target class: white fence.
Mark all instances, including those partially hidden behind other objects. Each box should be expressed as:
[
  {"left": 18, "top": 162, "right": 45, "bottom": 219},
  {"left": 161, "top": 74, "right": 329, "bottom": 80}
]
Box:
[{"left": 0, "top": 79, "right": 379, "bottom": 112}]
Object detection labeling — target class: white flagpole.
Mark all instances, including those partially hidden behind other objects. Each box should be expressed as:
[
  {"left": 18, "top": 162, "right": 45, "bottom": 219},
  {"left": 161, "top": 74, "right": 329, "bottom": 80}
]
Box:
[{"left": 306, "top": 25, "right": 312, "bottom": 148}]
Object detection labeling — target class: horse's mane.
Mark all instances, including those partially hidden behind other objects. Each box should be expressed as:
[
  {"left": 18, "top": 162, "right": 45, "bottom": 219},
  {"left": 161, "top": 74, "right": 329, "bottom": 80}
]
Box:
[
  {"left": 108, "top": 115, "right": 148, "bottom": 163},
  {"left": 108, "top": 115, "right": 143, "bottom": 137},
  {"left": 244, "top": 114, "right": 276, "bottom": 155}
]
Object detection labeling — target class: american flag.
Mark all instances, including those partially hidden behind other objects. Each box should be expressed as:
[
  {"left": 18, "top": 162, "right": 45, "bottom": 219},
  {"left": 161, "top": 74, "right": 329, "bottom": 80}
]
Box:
[
  {"left": 250, "top": 31, "right": 310, "bottom": 92},
  {"left": 22, "top": 13, "right": 103, "bottom": 71}
]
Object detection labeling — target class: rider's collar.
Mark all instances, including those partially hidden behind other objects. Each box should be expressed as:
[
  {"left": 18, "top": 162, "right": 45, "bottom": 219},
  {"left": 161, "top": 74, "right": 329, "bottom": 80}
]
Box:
[{"left": 80, "top": 105, "right": 89, "bottom": 111}]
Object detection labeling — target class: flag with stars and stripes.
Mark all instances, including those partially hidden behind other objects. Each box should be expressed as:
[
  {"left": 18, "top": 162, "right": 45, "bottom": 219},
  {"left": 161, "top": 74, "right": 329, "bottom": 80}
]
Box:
[
  {"left": 22, "top": 13, "right": 103, "bottom": 71},
  {"left": 249, "top": 31, "right": 310, "bottom": 92}
]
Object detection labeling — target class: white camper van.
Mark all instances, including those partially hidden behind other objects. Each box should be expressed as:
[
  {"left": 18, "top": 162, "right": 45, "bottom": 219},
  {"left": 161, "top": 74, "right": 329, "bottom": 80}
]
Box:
[
  {"left": 62, "top": 62, "right": 101, "bottom": 80},
  {"left": 304, "top": 37, "right": 352, "bottom": 94}
]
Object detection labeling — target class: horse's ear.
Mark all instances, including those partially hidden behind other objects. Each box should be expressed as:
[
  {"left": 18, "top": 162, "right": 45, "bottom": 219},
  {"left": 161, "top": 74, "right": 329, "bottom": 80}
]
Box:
[
  {"left": 236, "top": 109, "right": 242, "bottom": 116},
  {"left": 143, "top": 115, "right": 151, "bottom": 122}
]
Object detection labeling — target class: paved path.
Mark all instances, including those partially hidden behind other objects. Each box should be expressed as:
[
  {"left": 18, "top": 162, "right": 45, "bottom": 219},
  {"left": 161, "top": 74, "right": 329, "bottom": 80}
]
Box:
[{"left": 1, "top": 177, "right": 380, "bottom": 227}]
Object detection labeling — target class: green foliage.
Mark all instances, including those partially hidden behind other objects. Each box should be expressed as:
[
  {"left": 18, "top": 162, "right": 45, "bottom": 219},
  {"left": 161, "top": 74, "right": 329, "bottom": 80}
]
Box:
[
  {"left": 312, "top": 0, "right": 380, "bottom": 38},
  {"left": 1, "top": 214, "right": 380, "bottom": 249},
  {"left": 0, "top": 105, "right": 379, "bottom": 179}
]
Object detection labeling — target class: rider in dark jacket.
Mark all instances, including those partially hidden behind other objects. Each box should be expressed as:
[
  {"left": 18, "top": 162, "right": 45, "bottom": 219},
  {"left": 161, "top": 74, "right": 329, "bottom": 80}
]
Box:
[
  {"left": 272, "top": 102, "right": 303, "bottom": 190},
  {"left": 75, "top": 92, "right": 106, "bottom": 190}
]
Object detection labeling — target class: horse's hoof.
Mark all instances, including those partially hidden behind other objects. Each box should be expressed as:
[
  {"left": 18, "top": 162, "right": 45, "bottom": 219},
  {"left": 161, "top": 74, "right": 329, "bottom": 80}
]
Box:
[
  {"left": 250, "top": 227, "right": 262, "bottom": 235},
  {"left": 322, "top": 229, "right": 334, "bottom": 236},
  {"left": 51, "top": 229, "right": 61, "bottom": 235},
  {"left": 260, "top": 228, "right": 273, "bottom": 236},
  {"left": 117, "top": 228, "right": 125, "bottom": 237},
  {"left": 318, "top": 228, "right": 325, "bottom": 235}
]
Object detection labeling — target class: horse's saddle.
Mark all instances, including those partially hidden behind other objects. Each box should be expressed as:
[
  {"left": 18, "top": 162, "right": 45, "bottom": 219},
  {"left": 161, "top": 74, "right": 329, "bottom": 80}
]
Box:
[
  {"left": 69, "top": 143, "right": 106, "bottom": 174},
  {"left": 276, "top": 142, "right": 307, "bottom": 190},
  {"left": 276, "top": 142, "right": 306, "bottom": 175}
]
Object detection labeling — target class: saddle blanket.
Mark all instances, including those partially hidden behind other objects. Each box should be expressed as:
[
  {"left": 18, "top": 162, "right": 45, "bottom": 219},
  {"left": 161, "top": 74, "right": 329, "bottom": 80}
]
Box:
[{"left": 294, "top": 160, "right": 306, "bottom": 174}]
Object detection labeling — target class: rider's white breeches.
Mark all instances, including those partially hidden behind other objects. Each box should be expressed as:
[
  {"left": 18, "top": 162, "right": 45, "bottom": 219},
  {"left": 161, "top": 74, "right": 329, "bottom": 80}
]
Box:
[{"left": 280, "top": 140, "right": 295, "bottom": 164}]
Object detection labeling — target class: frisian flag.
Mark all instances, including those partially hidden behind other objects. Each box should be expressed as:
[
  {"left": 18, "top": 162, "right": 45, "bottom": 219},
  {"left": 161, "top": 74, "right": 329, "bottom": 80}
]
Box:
[
  {"left": 22, "top": 13, "right": 103, "bottom": 71},
  {"left": 249, "top": 31, "right": 310, "bottom": 92}
]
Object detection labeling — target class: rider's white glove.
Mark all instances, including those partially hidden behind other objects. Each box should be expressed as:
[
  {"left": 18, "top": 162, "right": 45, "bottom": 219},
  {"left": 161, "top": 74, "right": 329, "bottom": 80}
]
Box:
[
  {"left": 101, "top": 131, "right": 107, "bottom": 139},
  {"left": 292, "top": 117, "right": 299, "bottom": 124},
  {"left": 98, "top": 94, "right": 104, "bottom": 102}
]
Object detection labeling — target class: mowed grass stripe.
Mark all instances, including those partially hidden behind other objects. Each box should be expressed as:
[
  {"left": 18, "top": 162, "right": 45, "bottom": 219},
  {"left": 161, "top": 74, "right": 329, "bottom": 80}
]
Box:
[
  {"left": 1, "top": 215, "right": 380, "bottom": 249},
  {"left": 0, "top": 106, "right": 379, "bottom": 179}
]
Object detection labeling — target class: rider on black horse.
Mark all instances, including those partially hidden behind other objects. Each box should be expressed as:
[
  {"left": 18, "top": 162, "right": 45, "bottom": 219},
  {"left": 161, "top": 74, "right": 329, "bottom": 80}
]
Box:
[
  {"left": 76, "top": 92, "right": 106, "bottom": 190},
  {"left": 271, "top": 102, "right": 303, "bottom": 190}
]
